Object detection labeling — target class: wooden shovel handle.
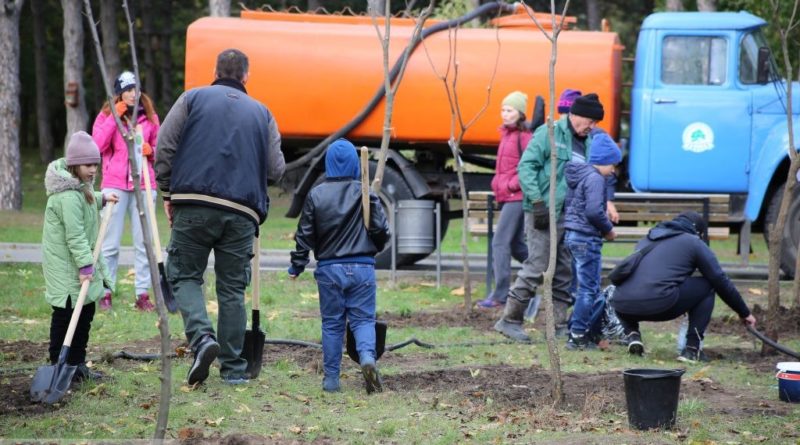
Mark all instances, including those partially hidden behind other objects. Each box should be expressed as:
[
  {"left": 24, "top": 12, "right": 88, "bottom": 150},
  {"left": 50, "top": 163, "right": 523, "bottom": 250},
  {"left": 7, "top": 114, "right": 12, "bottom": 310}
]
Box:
[
  {"left": 140, "top": 136, "right": 164, "bottom": 263},
  {"left": 63, "top": 201, "right": 115, "bottom": 348},
  {"left": 252, "top": 236, "right": 261, "bottom": 311},
  {"left": 360, "top": 146, "right": 369, "bottom": 228}
]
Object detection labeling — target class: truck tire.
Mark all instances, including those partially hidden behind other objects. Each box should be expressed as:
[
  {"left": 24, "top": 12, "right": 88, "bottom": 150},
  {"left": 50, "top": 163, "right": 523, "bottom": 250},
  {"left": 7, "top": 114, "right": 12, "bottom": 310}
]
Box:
[{"left": 763, "top": 183, "right": 800, "bottom": 278}]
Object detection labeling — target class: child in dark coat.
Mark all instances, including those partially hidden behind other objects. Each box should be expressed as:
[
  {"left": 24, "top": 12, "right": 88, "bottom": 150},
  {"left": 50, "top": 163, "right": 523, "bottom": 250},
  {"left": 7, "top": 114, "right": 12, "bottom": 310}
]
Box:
[
  {"left": 288, "top": 139, "right": 390, "bottom": 394},
  {"left": 563, "top": 132, "right": 621, "bottom": 350}
]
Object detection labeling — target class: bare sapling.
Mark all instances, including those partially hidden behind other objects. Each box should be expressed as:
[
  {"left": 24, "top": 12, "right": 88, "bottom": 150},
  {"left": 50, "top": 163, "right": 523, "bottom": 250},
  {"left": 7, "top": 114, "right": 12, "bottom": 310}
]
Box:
[
  {"left": 422, "top": 14, "right": 502, "bottom": 313},
  {"left": 522, "top": 0, "right": 572, "bottom": 406},
  {"left": 369, "top": 0, "right": 435, "bottom": 194},
  {"left": 83, "top": 0, "right": 172, "bottom": 438},
  {"left": 765, "top": 0, "right": 800, "bottom": 348}
]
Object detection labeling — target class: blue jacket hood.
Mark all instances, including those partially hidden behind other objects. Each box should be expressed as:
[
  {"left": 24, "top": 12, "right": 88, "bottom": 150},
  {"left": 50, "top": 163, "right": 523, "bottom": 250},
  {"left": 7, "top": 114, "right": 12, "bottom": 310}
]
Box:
[
  {"left": 565, "top": 161, "right": 597, "bottom": 189},
  {"left": 325, "top": 139, "right": 361, "bottom": 179}
]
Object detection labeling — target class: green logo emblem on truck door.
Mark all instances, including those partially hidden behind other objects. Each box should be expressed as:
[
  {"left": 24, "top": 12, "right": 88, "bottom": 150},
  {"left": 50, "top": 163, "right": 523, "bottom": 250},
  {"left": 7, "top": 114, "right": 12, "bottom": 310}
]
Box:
[{"left": 682, "top": 122, "right": 715, "bottom": 153}]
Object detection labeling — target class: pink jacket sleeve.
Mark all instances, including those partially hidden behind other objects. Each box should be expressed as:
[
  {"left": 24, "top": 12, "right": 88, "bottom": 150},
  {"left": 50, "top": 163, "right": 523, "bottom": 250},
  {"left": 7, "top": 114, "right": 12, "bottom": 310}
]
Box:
[{"left": 92, "top": 111, "right": 119, "bottom": 154}]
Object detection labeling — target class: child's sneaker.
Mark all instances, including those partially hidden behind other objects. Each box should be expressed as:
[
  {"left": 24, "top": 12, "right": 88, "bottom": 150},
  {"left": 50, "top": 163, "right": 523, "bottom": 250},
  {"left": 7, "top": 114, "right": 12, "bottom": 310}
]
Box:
[
  {"left": 360, "top": 356, "right": 383, "bottom": 394},
  {"left": 135, "top": 293, "right": 155, "bottom": 312},
  {"left": 322, "top": 375, "right": 340, "bottom": 393},
  {"left": 99, "top": 290, "right": 112, "bottom": 310},
  {"left": 476, "top": 298, "right": 503, "bottom": 309}
]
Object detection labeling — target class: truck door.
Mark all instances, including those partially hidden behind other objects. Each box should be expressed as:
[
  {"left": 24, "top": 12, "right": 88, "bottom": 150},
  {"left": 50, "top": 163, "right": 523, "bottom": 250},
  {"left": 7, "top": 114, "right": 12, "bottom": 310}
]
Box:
[{"left": 646, "top": 32, "right": 751, "bottom": 193}]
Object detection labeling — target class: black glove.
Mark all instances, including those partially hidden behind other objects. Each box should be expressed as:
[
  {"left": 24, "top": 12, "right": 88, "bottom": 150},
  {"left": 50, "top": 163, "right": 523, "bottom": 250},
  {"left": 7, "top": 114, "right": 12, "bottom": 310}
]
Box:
[{"left": 532, "top": 201, "right": 549, "bottom": 230}]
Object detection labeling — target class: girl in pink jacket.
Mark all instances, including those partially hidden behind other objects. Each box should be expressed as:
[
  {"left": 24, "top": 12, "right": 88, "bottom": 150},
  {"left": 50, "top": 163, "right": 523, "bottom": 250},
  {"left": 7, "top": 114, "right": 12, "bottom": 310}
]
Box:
[
  {"left": 91, "top": 71, "right": 160, "bottom": 311},
  {"left": 477, "top": 91, "right": 532, "bottom": 309}
]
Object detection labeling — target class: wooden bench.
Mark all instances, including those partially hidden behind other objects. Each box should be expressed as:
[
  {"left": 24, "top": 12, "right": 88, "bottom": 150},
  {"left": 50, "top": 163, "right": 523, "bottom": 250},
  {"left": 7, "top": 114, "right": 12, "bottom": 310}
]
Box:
[{"left": 467, "top": 191, "right": 731, "bottom": 241}]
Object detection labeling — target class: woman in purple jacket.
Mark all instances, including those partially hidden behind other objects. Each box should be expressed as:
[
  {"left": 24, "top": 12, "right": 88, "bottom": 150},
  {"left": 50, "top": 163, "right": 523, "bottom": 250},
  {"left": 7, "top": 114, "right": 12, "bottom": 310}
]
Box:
[{"left": 478, "top": 92, "right": 532, "bottom": 309}]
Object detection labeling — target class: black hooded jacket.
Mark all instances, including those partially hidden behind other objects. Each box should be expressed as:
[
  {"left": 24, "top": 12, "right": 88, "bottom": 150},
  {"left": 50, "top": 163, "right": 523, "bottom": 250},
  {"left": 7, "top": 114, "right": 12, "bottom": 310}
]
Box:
[{"left": 610, "top": 222, "right": 750, "bottom": 318}]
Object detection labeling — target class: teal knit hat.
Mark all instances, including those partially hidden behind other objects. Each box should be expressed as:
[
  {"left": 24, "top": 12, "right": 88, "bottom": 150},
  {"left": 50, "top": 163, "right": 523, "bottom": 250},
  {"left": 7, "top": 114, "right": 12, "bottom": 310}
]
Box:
[{"left": 502, "top": 91, "right": 528, "bottom": 115}]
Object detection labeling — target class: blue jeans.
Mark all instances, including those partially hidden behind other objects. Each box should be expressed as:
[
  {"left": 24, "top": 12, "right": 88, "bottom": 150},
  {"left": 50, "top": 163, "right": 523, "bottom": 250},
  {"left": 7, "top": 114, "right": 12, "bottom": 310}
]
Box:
[
  {"left": 314, "top": 263, "right": 377, "bottom": 377},
  {"left": 566, "top": 231, "right": 604, "bottom": 335}
]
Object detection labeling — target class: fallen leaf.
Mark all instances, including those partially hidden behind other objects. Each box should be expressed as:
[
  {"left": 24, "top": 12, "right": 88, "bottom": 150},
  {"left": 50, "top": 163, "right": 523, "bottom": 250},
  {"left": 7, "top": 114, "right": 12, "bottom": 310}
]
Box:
[
  {"left": 205, "top": 417, "right": 224, "bottom": 427},
  {"left": 469, "top": 369, "right": 481, "bottom": 378},
  {"left": 178, "top": 428, "right": 203, "bottom": 440},
  {"left": 289, "top": 426, "right": 302, "bottom": 434},
  {"left": 748, "top": 288, "right": 763, "bottom": 295},
  {"left": 451, "top": 287, "right": 465, "bottom": 296}
]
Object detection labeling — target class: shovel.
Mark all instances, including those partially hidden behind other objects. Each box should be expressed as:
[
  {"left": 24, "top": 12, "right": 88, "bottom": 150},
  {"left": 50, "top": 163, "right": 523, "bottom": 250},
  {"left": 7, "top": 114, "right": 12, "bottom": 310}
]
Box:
[
  {"left": 140, "top": 141, "right": 178, "bottom": 313},
  {"left": 241, "top": 236, "right": 265, "bottom": 378},
  {"left": 360, "top": 146, "right": 370, "bottom": 227},
  {"left": 31, "top": 201, "right": 115, "bottom": 404},
  {"left": 345, "top": 320, "right": 387, "bottom": 364}
]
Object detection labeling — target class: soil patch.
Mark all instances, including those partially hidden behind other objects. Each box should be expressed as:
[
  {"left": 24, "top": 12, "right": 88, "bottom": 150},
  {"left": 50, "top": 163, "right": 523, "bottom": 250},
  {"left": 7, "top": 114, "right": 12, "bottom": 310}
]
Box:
[
  {"left": 388, "top": 365, "right": 790, "bottom": 419},
  {"left": 379, "top": 307, "right": 499, "bottom": 330}
]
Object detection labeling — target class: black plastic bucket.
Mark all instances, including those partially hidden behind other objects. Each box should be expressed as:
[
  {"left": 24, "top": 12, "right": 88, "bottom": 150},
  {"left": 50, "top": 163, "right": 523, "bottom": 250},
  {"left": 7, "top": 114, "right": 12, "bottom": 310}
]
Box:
[{"left": 623, "top": 368, "right": 685, "bottom": 430}]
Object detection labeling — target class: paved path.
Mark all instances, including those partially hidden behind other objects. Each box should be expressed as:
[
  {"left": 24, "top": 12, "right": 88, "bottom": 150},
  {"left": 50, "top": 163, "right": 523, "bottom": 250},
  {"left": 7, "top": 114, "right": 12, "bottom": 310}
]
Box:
[{"left": 0, "top": 242, "right": 774, "bottom": 281}]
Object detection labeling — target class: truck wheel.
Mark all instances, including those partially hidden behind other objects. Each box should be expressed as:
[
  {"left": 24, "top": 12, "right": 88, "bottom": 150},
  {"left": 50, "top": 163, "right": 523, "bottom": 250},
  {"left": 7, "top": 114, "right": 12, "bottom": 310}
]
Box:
[{"left": 763, "top": 183, "right": 800, "bottom": 278}]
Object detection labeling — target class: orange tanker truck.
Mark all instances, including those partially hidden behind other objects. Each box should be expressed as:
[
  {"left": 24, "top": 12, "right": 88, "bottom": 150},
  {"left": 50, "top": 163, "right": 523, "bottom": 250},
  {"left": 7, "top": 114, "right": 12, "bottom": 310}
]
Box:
[{"left": 185, "top": 3, "right": 800, "bottom": 274}]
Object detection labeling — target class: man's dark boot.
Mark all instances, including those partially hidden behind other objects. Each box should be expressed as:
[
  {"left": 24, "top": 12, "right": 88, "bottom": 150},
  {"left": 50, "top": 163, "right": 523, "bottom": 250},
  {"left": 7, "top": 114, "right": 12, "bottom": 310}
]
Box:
[{"left": 493, "top": 297, "right": 531, "bottom": 342}]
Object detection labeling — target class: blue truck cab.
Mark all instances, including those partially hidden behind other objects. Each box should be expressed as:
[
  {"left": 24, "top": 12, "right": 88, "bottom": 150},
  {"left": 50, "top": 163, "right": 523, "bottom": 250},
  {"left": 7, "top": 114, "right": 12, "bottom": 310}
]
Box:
[{"left": 628, "top": 11, "right": 800, "bottom": 273}]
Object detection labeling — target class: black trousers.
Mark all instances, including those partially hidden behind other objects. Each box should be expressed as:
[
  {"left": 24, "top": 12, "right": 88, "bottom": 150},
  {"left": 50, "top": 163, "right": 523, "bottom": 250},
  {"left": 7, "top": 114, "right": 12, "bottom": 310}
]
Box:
[
  {"left": 616, "top": 277, "right": 715, "bottom": 350},
  {"left": 49, "top": 296, "right": 96, "bottom": 365}
]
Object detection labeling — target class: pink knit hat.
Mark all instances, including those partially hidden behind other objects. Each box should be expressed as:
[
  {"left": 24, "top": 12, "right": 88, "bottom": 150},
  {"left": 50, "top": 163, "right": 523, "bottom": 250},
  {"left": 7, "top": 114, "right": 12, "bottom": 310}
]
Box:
[{"left": 66, "top": 131, "right": 101, "bottom": 166}]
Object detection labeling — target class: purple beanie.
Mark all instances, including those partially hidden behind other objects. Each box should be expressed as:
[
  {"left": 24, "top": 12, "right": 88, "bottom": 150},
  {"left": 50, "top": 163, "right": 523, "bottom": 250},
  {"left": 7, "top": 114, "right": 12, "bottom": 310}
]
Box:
[
  {"left": 66, "top": 131, "right": 101, "bottom": 166},
  {"left": 557, "top": 88, "right": 582, "bottom": 114}
]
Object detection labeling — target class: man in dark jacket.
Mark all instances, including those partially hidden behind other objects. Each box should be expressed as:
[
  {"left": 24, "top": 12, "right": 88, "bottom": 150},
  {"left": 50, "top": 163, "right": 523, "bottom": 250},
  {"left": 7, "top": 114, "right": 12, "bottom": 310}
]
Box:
[
  {"left": 610, "top": 212, "right": 756, "bottom": 362},
  {"left": 155, "top": 48, "right": 285, "bottom": 385},
  {"left": 288, "top": 139, "right": 390, "bottom": 394}
]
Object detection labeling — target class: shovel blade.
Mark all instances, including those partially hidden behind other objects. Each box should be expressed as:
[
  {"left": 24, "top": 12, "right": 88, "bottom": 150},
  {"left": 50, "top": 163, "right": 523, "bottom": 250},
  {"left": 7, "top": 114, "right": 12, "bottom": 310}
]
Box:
[
  {"left": 30, "top": 362, "right": 76, "bottom": 404},
  {"left": 242, "top": 328, "right": 265, "bottom": 379},
  {"left": 346, "top": 320, "right": 387, "bottom": 364},
  {"left": 158, "top": 262, "right": 178, "bottom": 313}
]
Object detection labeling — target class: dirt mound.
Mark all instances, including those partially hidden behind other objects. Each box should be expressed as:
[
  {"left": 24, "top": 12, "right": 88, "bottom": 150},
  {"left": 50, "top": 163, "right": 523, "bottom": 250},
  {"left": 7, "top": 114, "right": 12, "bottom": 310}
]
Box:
[{"left": 379, "top": 307, "right": 499, "bottom": 330}]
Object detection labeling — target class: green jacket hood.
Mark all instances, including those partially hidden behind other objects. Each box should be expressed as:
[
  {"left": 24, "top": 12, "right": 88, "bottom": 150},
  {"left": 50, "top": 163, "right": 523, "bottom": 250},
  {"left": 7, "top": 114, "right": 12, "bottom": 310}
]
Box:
[{"left": 45, "top": 158, "right": 83, "bottom": 196}]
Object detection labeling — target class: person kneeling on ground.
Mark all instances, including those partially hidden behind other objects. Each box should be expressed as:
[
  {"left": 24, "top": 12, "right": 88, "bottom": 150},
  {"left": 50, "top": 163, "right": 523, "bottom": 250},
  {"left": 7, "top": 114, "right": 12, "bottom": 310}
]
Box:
[
  {"left": 288, "top": 139, "right": 391, "bottom": 394},
  {"left": 609, "top": 211, "right": 756, "bottom": 362}
]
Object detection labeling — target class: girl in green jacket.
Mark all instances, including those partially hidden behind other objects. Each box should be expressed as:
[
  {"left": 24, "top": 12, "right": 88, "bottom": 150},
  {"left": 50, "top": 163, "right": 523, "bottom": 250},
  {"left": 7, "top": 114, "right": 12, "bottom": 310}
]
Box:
[{"left": 42, "top": 131, "right": 117, "bottom": 383}]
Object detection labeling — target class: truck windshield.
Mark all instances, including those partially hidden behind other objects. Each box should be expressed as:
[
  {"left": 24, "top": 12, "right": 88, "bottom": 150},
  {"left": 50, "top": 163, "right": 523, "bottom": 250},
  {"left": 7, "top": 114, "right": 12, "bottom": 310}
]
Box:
[
  {"left": 662, "top": 36, "right": 727, "bottom": 85},
  {"left": 739, "top": 30, "right": 778, "bottom": 84}
]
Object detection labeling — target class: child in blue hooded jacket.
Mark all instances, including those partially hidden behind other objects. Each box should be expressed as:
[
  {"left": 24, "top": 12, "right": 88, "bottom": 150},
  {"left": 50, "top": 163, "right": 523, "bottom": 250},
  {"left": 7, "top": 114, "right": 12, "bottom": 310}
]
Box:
[
  {"left": 563, "top": 132, "right": 621, "bottom": 350},
  {"left": 288, "top": 139, "right": 391, "bottom": 394}
]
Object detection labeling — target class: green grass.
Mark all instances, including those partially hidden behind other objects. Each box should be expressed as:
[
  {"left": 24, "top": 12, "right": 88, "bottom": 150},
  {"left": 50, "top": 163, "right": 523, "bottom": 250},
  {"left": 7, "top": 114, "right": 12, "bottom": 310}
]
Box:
[{"left": 1, "top": 263, "right": 798, "bottom": 443}]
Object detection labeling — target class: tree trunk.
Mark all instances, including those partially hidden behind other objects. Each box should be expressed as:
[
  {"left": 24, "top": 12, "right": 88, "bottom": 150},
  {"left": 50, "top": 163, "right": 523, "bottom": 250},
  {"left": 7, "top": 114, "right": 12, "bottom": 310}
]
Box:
[
  {"left": 586, "top": 0, "right": 601, "bottom": 30},
  {"left": 0, "top": 0, "right": 25, "bottom": 210},
  {"left": 368, "top": 0, "right": 386, "bottom": 15},
  {"left": 159, "top": 0, "right": 174, "bottom": 109},
  {"left": 665, "top": 0, "right": 683, "bottom": 11},
  {"left": 100, "top": 0, "right": 121, "bottom": 86},
  {"left": 209, "top": 0, "right": 230, "bottom": 17},
  {"left": 62, "top": 0, "right": 89, "bottom": 144},
  {"left": 696, "top": 0, "right": 716, "bottom": 11},
  {"left": 31, "top": 0, "right": 55, "bottom": 163},
  {"left": 141, "top": 0, "right": 158, "bottom": 103}
]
